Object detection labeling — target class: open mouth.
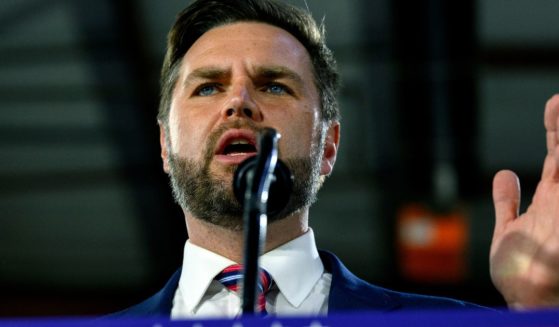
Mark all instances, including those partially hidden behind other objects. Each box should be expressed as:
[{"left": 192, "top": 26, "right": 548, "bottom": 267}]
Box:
[
  {"left": 222, "top": 140, "right": 257, "bottom": 156},
  {"left": 215, "top": 129, "right": 258, "bottom": 161}
]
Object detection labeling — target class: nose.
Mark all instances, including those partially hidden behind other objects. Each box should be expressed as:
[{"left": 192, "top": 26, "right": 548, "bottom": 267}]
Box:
[
  {"left": 225, "top": 107, "right": 256, "bottom": 118},
  {"left": 221, "top": 81, "right": 263, "bottom": 122}
]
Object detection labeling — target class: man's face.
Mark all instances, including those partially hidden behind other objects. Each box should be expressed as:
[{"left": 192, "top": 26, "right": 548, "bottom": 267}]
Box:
[{"left": 160, "top": 22, "right": 338, "bottom": 229}]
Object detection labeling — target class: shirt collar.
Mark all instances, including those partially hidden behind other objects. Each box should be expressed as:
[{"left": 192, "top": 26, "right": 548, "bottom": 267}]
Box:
[
  {"left": 177, "top": 228, "right": 324, "bottom": 311},
  {"left": 178, "top": 241, "right": 236, "bottom": 313},
  {"left": 260, "top": 229, "right": 324, "bottom": 308}
]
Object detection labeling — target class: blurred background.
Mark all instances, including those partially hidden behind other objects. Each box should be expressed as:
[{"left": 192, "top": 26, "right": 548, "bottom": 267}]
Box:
[{"left": 1, "top": 0, "right": 559, "bottom": 317}]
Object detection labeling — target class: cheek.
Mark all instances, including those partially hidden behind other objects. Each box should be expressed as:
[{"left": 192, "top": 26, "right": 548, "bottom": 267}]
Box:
[
  {"left": 168, "top": 115, "right": 191, "bottom": 156},
  {"left": 277, "top": 109, "right": 320, "bottom": 158},
  {"left": 168, "top": 102, "right": 205, "bottom": 159}
]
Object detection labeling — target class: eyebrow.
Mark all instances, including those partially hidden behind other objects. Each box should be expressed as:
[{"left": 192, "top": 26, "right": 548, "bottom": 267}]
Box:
[
  {"left": 183, "top": 66, "right": 231, "bottom": 88},
  {"left": 255, "top": 66, "right": 304, "bottom": 86},
  {"left": 182, "top": 65, "right": 305, "bottom": 88}
]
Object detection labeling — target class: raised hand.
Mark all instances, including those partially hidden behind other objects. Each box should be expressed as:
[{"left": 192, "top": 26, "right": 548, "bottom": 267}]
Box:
[{"left": 490, "top": 94, "right": 559, "bottom": 309}]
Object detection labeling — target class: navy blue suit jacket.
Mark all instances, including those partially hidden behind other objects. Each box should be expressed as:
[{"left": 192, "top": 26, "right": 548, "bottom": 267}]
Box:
[{"left": 111, "top": 250, "right": 485, "bottom": 316}]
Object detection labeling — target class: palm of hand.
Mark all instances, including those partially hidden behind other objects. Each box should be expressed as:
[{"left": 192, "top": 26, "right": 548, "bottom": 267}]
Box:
[{"left": 490, "top": 95, "right": 559, "bottom": 309}]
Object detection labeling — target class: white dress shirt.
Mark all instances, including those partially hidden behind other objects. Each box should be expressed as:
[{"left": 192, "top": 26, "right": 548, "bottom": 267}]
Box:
[{"left": 170, "top": 229, "right": 331, "bottom": 319}]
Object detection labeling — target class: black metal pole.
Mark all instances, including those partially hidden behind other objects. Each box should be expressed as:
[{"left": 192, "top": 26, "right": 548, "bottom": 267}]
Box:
[{"left": 240, "top": 128, "right": 280, "bottom": 314}]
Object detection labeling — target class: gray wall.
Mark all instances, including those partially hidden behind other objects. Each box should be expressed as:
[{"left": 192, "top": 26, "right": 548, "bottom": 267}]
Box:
[{"left": 0, "top": 0, "right": 558, "bottom": 316}]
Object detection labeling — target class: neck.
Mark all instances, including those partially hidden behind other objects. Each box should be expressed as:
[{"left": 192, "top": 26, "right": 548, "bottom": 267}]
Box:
[{"left": 184, "top": 209, "right": 309, "bottom": 263}]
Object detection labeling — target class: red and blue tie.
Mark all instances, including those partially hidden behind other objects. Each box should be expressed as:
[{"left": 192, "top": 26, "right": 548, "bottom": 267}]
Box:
[{"left": 215, "top": 264, "right": 274, "bottom": 314}]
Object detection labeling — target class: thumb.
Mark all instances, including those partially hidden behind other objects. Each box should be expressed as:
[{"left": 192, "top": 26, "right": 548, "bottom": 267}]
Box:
[{"left": 492, "top": 170, "right": 521, "bottom": 236}]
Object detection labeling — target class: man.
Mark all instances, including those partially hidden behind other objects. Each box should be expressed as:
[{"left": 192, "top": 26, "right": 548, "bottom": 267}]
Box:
[{"left": 113, "top": 0, "right": 559, "bottom": 318}]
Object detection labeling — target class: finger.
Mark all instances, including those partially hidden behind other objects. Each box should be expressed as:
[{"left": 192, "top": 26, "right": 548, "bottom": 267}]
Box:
[
  {"left": 544, "top": 94, "right": 559, "bottom": 154},
  {"left": 555, "top": 144, "right": 559, "bottom": 181},
  {"left": 542, "top": 95, "right": 559, "bottom": 180},
  {"left": 492, "top": 170, "right": 521, "bottom": 235},
  {"left": 541, "top": 146, "right": 559, "bottom": 182}
]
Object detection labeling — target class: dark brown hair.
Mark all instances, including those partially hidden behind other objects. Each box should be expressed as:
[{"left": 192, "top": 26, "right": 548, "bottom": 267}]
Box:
[{"left": 158, "top": 0, "right": 340, "bottom": 125}]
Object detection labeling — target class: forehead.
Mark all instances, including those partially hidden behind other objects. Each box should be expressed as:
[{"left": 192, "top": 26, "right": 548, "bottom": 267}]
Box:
[{"left": 182, "top": 22, "right": 314, "bottom": 75}]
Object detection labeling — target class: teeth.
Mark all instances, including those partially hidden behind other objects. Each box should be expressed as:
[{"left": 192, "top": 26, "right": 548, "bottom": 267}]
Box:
[
  {"left": 220, "top": 137, "right": 255, "bottom": 156},
  {"left": 230, "top": 139, "right": 250, "bottom": 145}
]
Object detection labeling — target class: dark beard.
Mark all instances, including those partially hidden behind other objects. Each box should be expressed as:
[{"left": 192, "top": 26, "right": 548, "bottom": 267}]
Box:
[
  {"left": 168, "top": 155, "right": 321, "bottom": 231},
  {"left": 165, "top": 120, "right": 324, "bottom": 231}
]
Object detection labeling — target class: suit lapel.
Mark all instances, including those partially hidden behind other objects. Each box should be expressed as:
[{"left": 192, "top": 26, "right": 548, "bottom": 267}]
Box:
[
  {"left": 319, "top": 250, "right": 402, "bottom": 312},
  {"left": 109, "top": 268, "right": 181, "bottom": 317}
]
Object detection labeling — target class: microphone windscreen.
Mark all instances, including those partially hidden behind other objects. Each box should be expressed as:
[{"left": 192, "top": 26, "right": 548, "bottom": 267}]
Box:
[{"left": 233, "top": 157, "right": 293, "bottom": 217}]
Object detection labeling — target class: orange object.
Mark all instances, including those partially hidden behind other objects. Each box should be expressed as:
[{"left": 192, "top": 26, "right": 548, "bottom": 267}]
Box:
[{"left": 396, "top": 203, "right": 468, "bottom": 283}]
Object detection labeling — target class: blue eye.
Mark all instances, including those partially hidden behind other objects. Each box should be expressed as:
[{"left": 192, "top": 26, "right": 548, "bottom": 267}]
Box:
[
  {"left": 196, "top": 84, "right": 219, "bottom": 96},
  {"left": 266, "top": 84, "right": 287, "bottom": 95}
]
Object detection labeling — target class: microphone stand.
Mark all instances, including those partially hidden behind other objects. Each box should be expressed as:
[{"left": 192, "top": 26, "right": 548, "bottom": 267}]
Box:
[{"left": 240, "top": 128, "right": 280, "bottom": 315}]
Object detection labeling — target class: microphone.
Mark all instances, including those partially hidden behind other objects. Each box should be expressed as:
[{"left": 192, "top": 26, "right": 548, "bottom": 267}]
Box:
[
  {"left": 233, "top": 129, "right": 293, "bottom": 217},
  {"left": 232, "top": 128, "right": 293, "bottom": 315}
]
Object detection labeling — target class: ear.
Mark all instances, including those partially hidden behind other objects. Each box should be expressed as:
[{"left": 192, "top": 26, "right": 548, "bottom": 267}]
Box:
[
  {"left": 159, "top": 121, "right": 171, "bottom": 174},
  {"left": 320, "top": 121, "right": 340, "bottom": 176}
]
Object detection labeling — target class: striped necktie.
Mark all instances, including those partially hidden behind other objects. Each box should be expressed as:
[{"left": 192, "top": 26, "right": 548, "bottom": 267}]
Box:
[{"left": 215, "top": 264, "right": 274, "bottom": 314}]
